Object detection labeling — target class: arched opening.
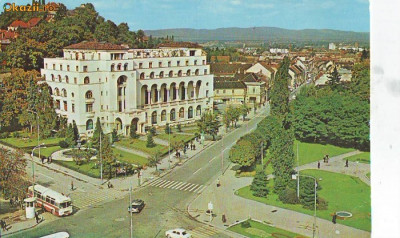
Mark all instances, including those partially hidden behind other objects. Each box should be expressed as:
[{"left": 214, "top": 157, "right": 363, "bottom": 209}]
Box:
[
  {"left": 84, "top": 77, "right": 90, "bottom": 84},
  {"left": 111, "top": 64, "right": 115, "bottom": 72},
  {"left": 196, "top": 81, "right": 202, "bottom": 98},
  {"left": 151, "top": 111, "right": 157, "bottom": 124},
  {"left": 170, "top": 109, "right": 176, "bottom": 121},
  {"left": 140, "top": 72, "right": 145, "bottom": 80},
  {"left": 186, "top": 69, "right": 191, "bottom": 76},
  {"left": 54, "top": 88, "right": 60, "bottom": 96},
  {"left": 141, "top": 85, "right": 149, "bottom": 105},
  {"left": 85, "top": 91, "right": 93, "bottom": 99},
  {"left": 131, "top": 118, "right": 139, "bottom": 133},
  {"left": 179, "top": 82, "right": 185, "bottom": 100},
  {"left": 62, "top": 88, "right": 67, "bottom": 97},
  {"left": 161, "top": 110, "right": 166, "bottom": 121},
  {"left": 58, "top": 75, "right": 62, "bottom": 82},
  {"left": 124, "top": 63, "right": 128, "bottom": 71},
  {"left": 170, "top": 83, "right": 177, "bottom": 100},
  {"left": 169, "top": 70, "right": 173, "bottom": 77},
  {"left": 117, "top": 76, "right": 127, "bottom": 112},
  {"left": 195, "top": 69, "right": 199, "bottom": 76},
  {"left": 51, "top": 74, "right": 54, "bottom": 81},
  {"left": 188, "top": 106, "right": 193, "bottom": 119},
  {"left": 179, "top": 107, "right": 185, "bottom": 119},
  {"left": 150, "top": 72, "right": 155, "bottom": 79},
  {"left": 117, "top": 63, "right": 122, "bottom": 71},
  {"left": 48, "top": 87, "right": 53, "bottom": 95},
  {"left": 187, "top": 81, "right": 194, "bottom": 99},
  {"left": 196, "top": 105, "right": 201, "bottom": 116},
  {"left": 159, "top": 71, "right": 164, "bottom": 78},
  {"left": 65, "top": 76, "right": 69, "bottom": 83},
  {"left": 151, "top": 84, "right": 158, "bottom": 103},
  {"left": 178, "top": 70, "right": 182, "bottom": 77},
  {"left": 86, "top": 119, "right": 93, "bottom": 130},
  {"left": 115, "top": 118, "right": 123, "bottom": 133}
]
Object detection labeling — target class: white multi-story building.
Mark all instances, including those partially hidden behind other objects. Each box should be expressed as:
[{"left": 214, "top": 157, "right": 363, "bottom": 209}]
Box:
[
  {"left": 41, "top": 42, "right": 214, "bottom": 138},
  {"left": 328, "top": 43, "right": 336, "bottom": 50}
]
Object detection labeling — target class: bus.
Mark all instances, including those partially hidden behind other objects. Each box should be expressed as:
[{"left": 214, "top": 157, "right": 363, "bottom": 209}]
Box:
[{"left": 28, "top": 185, "right": 73, "bottom": 217}]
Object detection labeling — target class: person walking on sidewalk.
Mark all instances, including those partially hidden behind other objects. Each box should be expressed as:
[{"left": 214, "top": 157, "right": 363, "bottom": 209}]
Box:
[
  {"left": 35, "top": 211, "right": 40, "bottom": 224},
  {"left": 345, "top": 159, "right": 349, "bottom": 167},
  {"left": 318, "top": 161, "right": 320, "bottom": 169},
  {"left": 70, "top": 181, "right": 74, "bottom": 191}
]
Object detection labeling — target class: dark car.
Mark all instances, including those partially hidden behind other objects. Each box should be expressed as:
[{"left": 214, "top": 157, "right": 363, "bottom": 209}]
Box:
[{"left": 127, "top": 199, "right": 145, "bottom": 213}]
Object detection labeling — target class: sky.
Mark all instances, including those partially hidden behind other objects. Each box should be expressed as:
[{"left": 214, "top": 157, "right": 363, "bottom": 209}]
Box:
[{"left": 13, "top": 0, "right": 370, "bottom": 32}]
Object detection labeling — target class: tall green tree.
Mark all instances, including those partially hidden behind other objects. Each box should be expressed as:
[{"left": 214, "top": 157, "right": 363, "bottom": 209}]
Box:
[
  {"left": 100, "top": 136, "right": 115, "bottom": 179},
  {"left": 72, "top": 120, "right": 79, "bottom": 142},
  {"left": 129, "top": 120, "right": 139, "bottom": 139},
  {"left": 146, "top": 133, "right": 156, "bottom": 148},
  {"left": 197, "top": 111, "right": 220, "bottom": 141},
  {"left": 327, "top": 66, "right": 342, "bottom": 90},
  {"left": 92, "top": 118, "right": 104, "bottom": 150},
  {"left": 270, "top": 57, "right": 290, "bottom": 117},
  {"left": 250, "top": 170, "right": 269, "bottom": 197},
  {"left": 148, "top": 150, "right": 162, "bottom": 171},
  {"left": 165, "top": 123, "right": 172, "bottom": 134},
  {"left": 229, "top": 139, "right": 256, "bottom": 168},
  {"left": 65, "top": 124, "right": 75, "bottom": 147}
]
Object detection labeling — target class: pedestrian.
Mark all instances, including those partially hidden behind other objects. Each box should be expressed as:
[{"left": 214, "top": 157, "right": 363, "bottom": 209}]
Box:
[
  {"left": 41, "top": 203, "right": 45, "bottom": 214},
  {"left": 41, "top": 157, "right": 45, "bottom": 164},
  {"left": 217, "top": 178, "right": 221, "bottom": 187},
  {"left": 107, "top": 181, "right": 111, "bottom": 188},
  {"left": 71, "top": 181, "right": 74, "bottom": 191},
  {"left": 332, "top": 213, "right": 337, "bottom": 224},
  {"left": 1, "top": 219, "right": 5, "bottom": 231},
  {"left": 345, "top": 159, "right": 349, "bottom": 167},
  {"left": 48, "top": 156, "right": 52, "bottom": 164},
  {"left": 323, "top": 156, "right": 326, "bottom": 163},
  {"left": 183, "top": 147, "right": 186, "bottom": 154},
  {"left": 193, "top": 144, "right": 196, "bottom": 150},
  {"left": 326, "top": 154, "right": 329, "bottom": 163},
  {"left": 35, "top": 211, "right": 40, "bottom": 224},
  {"left": 9, "top": 197, "right": 13, "bottom": 207},
  {"left": 222, "top": 214, "right": 226, "bottom": 223},
  {"left": 317, "top": 161, "right": 320, "bottom": 169}
]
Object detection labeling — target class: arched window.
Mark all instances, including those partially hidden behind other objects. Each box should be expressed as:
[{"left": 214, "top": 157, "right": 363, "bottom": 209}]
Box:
[
  {"left": 71, "top": 92, "right": 74, "bottom": 98},
  {"left": 65, "top": 76, "right": 69, "bottom": 83},
  {"left": 186, "top": 69, "right": 191, "bottom": 76},
  {"left": 117, "top": 64, "right": 122, "bottom": 71},
  {"left": 161, "top": 110, "right": 166, "bottom": 121},
  {"left": 195, "top": 69, "right": 199, "bottom": 76},
  {"left": 51, "top": 74, "right": 55, "bottom": 81},
  {"left": 188, "top": 106, "right": 193, "bottom": 119},
  {"left": 159, "top": 71, "right": 164, "bottom": 78},
  {"left": 54, "top": 87, "right": 60, "bottom": 96},
  {"left": 140, "top": 72, "right": 145, "bottom": 80},
  {"left": 178, "top": 70, "right": 182, "bottom": 77},
  {"left": 85, "top": 91, "right": 93, "bottom": 99},
  {"left": 179, "top": 107, "right": 185, "bottom": 118},
  {"left": 124, "top": 63, "right": 128, "bottom": 71},
  {"left": 170, "top": 109, "right": 176, "bottom": 121},
  {"left": 169, "top": 70, "right": 173, "bottom": 77},
  {"left": 84, "top": 77, "right": 90, "bottom": 84},
  {"left": 111, "top": 64, "right": 115, "bottom": 72},
  {"left": 150, "top": 72, "right": 155, "bottom": 79},
  {"left": 86, "top": 119, "right": 93, "bottom": 130},
  {"left": 196, "top": 105, "right": 201, "bottom": 116},
  {"left": 58, "top": 75, "right": 62, "bottom": 82},
  {"left": 151, "top": 111, "right": 157, "bottom": 124},
  {"left": 62, "top": 89, "right": 67, "bottom": 97}
]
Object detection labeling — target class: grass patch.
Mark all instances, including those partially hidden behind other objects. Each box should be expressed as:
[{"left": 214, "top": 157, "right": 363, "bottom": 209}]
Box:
[
  {"left": 0, "top": 136, "right": 64, "bottom": 149},
  {"left": 228, "top": 219, "right": 307, "bottom": 238},
  {"left": 366, "top": 172, "right": 370, "bottom": 179},
  {"left": 112, "top": 148, "right": 148, "bottom": 166},
  {"left": 346, "top": 152, "right": 370, "bottom": 164},
  {"left": 116, "top": 138, "right": 168, "bottom": 155},
  {"left": 156, "top": 133, "right": 196, "bottom": 144},
  {"left": 36, "top": 146, "right": 62, "bottom": 158},
  {"left": 54, "top": 160, "right": 100, "bottom": 178},
  {"left": 294, "top": 140, "right": 355, "bottom": 165},
  {"left": 236, "top": 170, "right": 371, "bottom": 231}
]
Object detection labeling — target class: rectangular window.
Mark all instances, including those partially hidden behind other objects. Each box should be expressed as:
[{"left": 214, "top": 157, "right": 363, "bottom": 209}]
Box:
[
  {"left": 56, "top": 100, "right": 60, "bottom": 109},
  {"left": 98, "top": 53, "right": 101, "bottom": 60},
  {"left": 177, "top": 61, "right": 180, "bottom": 66},
  {"left": 67, "top": 65, "right": 70, "bottom": 71},
  {"left": 76, "top": 66, "right": 79, "bottom": 71},
  {"left": 60, "top": 65, "right": 63, "bottom": 71},
  {"left": 63, "top": 101, "right": 67, "bottom": 111},
  {"left": 72, "top": 104, "right": 75, "bottom": 112},
  {"left": 101, "top": 105, "right": 104, "bottom": 110},
  {"left": 149, "top": 62, "right": 152, "bottom": 68},
  {"left": 101, "top": 91, "right": 103, "bottom": 96},
  {"left": 194, "top": 60, "right": 197, "bottom": 65},
  {"left": 186, "top": 60, "right": 189, "bottom": 66},
  {"left": 168, "top": 61, "right": 171, "bottom": 67},
  {"left": 45, "top": 63, "right": 48, "bottom": 69},
  {"left": 204, "top": 69, "right": 207, "bottom": 74},
  {"left": 190, "top": 50, "right": 195, "bottom": 56},
  {"left": 159, "top": 62, "right": 162, "bottom": 67},
  {"left": 83, "top": 66, "right": 88, "bottom": 72},
  {"left": 74, "top": 77, "right": 77, "bottom": 84},
  {"left": 52, "top": 64, "right": 55, "bottom": 70},
  {"left": 203, "top": 60, "right": 206, "bottom": 65},
  {"left": 139, "top": 63, "right": 143, "bottom": 69},
  {"left": 206, "top": 90, "right": 209, "bottom": 97},
  {"left": 97, "top": 68, "right": 99, "bottom": 71},
  {"left": 86, "top": 103, "right": 93, "bottom": 112}
]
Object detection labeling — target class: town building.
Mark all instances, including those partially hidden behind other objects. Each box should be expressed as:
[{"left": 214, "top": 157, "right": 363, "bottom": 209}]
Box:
[
  {"left": 328, "top": 43, "right": 336, "bottom": 50},
  {"left": 41, "top": 41, "right": 214, "bottom": 138}
]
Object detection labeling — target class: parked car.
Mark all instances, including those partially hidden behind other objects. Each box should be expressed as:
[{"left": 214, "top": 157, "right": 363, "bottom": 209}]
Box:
[
  {"left": 127, "top": 199, "right": 145, "bottom": 213},
  {"left": 165, "top": 228, "right": 192, "bottom": 238}
]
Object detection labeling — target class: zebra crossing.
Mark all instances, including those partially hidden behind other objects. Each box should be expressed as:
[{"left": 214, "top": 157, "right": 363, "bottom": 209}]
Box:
[
  {"left": 69, "top": 189, "right": 127, "bottom": 209},
  {"left": 148, "top": 179, "right": 207, "bottom": 194},
  {"left": 189, "top": 225, "right": 220, "bottom": 238}
]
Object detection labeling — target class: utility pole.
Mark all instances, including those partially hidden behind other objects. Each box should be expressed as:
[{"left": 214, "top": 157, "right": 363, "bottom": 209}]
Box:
[
  {"left": 129, "top": 182, "right": 133, "bottom": 238},
  {"left": 221, "top": 134, "right": 224, "bottom": 175},
  {"left": 261, "top": 141, "right": 264, "bottom": 166},
  {"left": 168, "top": 125, "right": 171, "bottom": 169}
]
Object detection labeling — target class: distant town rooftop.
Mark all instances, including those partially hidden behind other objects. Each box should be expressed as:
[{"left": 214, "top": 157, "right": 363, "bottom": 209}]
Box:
[
  {"left": 158, "top": 42, "right": 202, "bottom": 49},
  {"left": 64, "top": 41, "right": 129, "bottom": 50}
]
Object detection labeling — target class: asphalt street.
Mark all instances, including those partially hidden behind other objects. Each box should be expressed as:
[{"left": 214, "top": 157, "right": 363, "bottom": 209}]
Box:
[{"left": 11, "top": 106, "right": 269, "bottom": 238}]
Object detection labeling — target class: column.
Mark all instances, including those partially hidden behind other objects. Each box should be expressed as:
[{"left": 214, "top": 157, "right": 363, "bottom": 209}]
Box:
[
  {"left": 147, "top": 91, "right": 151, "bottom": 104},
  {"left": 166, "top": 88, "right": 170, "bottom": 102},
  {"left": 184, "top": 87, "right": 187, "bottom": 100},
  {"left": 193, "top": 87, "right": 197, "bottom": 99},
  {"left": 158, "top": 89, "right": 161, "bottom": 103},
  {"left": 175, "top": 87, "right": 179, "bottom": 101}
]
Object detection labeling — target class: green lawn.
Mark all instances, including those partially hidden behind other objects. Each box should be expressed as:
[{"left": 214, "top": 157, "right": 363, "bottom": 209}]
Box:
[
  {"left": 112, "top": 148, "right": 147, "bottom": 166},
  {"left": 36, "top": 146, "right": 62, "bottom": 158},
  {"left": 228, "top": 219, "right": 307, "bottom": 238},
  {"left": 236, "top": 170, "right": 371, "bottom": 231},
  {"left": 346, "top": 152, "right": 370, "bottom": 164},
  {"left": 156, "top": 133, "right": 196, "bottom": 144},
  {"left": 116, "top": 138, "right": 169, "bottom": 155},
  {"left": 0, "top": 136, "right": 64, "bottom": 148},
  {"left": 54, "top": 160, "right": 100, "bottom": 178},
  {"left": 366, "top": 172, "right": 370, "bottom": 179},
  {"left": 294, "top": 140, "right": 355, "bottom": 166}
]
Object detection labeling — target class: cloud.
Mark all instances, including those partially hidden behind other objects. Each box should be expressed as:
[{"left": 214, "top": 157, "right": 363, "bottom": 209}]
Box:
[
  {"left": 247, "top": 3, "right": 274, "bottom": 9},
  {"left": 231, "top": 0, "right": 241, "bottom": 5}
]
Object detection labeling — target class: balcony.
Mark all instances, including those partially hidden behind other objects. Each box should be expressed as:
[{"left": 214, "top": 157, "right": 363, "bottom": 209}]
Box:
[{"left": 86, "top": 111, "right": 95, "bottom": 118}]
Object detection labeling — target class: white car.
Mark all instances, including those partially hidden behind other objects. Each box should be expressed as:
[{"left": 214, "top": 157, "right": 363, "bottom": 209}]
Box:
[{"left": 165, "top": 228, "right": 192, "bottom": 238}]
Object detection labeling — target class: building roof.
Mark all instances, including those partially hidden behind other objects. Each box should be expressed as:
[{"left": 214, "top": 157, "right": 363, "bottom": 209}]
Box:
[
  {"left": 214, "top": 80, "right": 246, "bottom": 89},
  {"left": 158, "top": 42, "right": 202, "bottom": 48},
  {"left": 210, "top": 63, "right": 252, "bottom": 75},
  {"left": 258, "top": 62, "right": 276, "bottom": 73},
  {"left": 9, "top": 20, "right": 29, "bottom": 28},
  {"left": 64, "top": 41, "right": 129, "bottom": 50},
  {"left": 27, "top": 17, "right": 42, "bottom": 27}
]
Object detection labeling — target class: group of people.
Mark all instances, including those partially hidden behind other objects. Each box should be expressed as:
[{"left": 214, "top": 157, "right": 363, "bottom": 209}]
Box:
[
  {"left": 0, "top": 219, "right": 9, "bottom": 231},
  {"left": 41, "top": 156, "right": 52, "bottom": 164},
  {"left": 317, "top": 155, "right": 350, "bottom": 169}
]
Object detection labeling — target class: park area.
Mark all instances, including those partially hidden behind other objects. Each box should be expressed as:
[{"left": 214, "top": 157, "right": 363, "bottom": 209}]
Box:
[
  {"left": 345, "top": 152, "right": 370, "bottom": 164},
  {"left": 236, "top": 170, "right": 371, "bottom": 231},
  {"left": 228, "top": 219, "right": 307, "bottom": 238}
]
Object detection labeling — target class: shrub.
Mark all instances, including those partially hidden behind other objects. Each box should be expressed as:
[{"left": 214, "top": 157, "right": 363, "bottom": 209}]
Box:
[
  {"left": 0, "top": 132, "right": 10, "bottom": 139},
  {"left": 241, "top": 220, "right": 251, "bottom": 228},
  {"left": 59, "top": 140, "right": 69, "bottom": 148},
  {"left": 11, "top": 131, "right": 20, "bottom": 138},
  {"left": 279, "top": 187, "right": 299, "bottom": 204},
  {"left": 317, "top": 197, "right": 328, "bottom": 210},
  {"left": 149, "top": 127, "right": 156, "bottom": 136}
]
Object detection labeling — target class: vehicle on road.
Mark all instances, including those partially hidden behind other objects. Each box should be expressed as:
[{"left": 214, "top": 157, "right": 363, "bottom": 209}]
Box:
[
  {"left": 28, "top": 185, "right": 72, "bottom": 216},
  {"left": 128, "top": 199, "right": 145, "bottom": 213},
  {"left": 165, "top": 228, "right": 192, "bottom": 238},
  {"left": 39, "top": 232, "right": 70, "bottom": 238}
]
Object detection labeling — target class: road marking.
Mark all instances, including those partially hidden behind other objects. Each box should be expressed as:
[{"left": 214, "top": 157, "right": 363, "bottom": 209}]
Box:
[
  {"left": 184, "top": 183, "right": 197, "bottom": 191},
  {"left": 170, "top": 181, "right": 184, "bottom": 189},
  {"left": 197, "top": 185, "right": 207, "bottom": 194},
  {"left": 175, "top": 182, "right": 187, "bottom": 190},
  {"left": 180, "top": 183, "right": 192, "bottom": 190},
  {"left": 151, "top": 179, "right": 166, "bottom": 187},
  {"left": 189, "top": 184, "right": 199, "bottom": 192},
  {"left": 193, "top": 168, "right": 202, "bottom": 174},
  {"left": 148, "top": 179, "right": 162, "bottom": 186},
  {"left": 36, "top": 172, "right": 54, "bottom": 180},
  {"left": 192, "top": 185, "right": 204, "bottom": 193},
  {"left": 165, "top": 181, "right": 179, "bottom": 189},
  {"left": 159, "top": 180, "right": 174, "bottom": 188},
  {"left": 209, "top": 156, "right": 218, "bottom": 163}
]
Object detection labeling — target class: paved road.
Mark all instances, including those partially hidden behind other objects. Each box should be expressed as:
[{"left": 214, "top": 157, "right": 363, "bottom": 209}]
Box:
[{"left": 10, "top": 106, "right": 269, "bottom": 238}]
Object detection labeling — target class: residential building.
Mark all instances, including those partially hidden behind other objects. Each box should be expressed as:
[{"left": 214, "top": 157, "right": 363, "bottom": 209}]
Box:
[
  {"left": 328, "top": 43, "right": 336, "bottom": 50},
  {"left": 41, "top": 41, "right": 214, "bottom": 138}
]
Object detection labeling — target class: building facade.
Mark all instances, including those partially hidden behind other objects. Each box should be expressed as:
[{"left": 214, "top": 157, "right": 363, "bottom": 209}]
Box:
[{"left": 41, "top": 42, "right": 214, "bottom": 138}]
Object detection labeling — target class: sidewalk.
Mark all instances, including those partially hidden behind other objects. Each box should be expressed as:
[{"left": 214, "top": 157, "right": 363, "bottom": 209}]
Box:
[
  {"left": 188, "top": 164, "right": 371, "bottom": 238},
  {"left": 1, "top": 211, "right": 57, "bottom": 237}
]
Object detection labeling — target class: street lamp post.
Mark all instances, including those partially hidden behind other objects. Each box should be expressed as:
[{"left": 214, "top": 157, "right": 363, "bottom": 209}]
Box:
[
  {"left": 100, "top": 133, "right": 102, "bottom": 182},
  {"left": 28, "top": 110, "right": 41, "bottom": 164},
  {"left": 292, "top": 173, "right": 317, "bottom": 238}
]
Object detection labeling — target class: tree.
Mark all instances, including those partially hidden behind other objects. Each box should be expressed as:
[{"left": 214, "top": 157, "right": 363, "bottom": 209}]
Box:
[
  {"left": 232, "top": 107, "right": 241, "bottom": 127},
  {"left": 250, "top": 170, "right": 269, "bottom": 197},
  {"left": 65, "top": 124, "right": 75, "bottom": 147},
  {"left": 92, "top": 118, "right": 104, "bottom": 150},
  {"left": 360, "top": 49, "right": 369, "bottom": 61},
  {"left": 72, "top": 120, "right": 79, "bottom": 142},
  {"left": 0, "top": 148, "right": 27, "bottom": 199},
  {"left": 165, "top": 123, "right": 172, "bottom": 134},
  {"left": 176, "top": 124, "right": 182, "bottom": 132},
  {"left": 327, "top": 66, "right": 341, "bottom": 90},
  {"left": 197, "top": 111, "right": 220, "bottom": 141},
  {"left": 149, "top": 126, "right": 157, "bottom": 136},
  {"left": 229, "top": 139, "right": 256, "bottom": 168},
  {"left": 130, "top": 120, "right": 139, "bottom": 139},
  {"left": 100, "top": 136, "right": 115, "bottom": 179},
  {"left": 146, "top": 133, "right": 156, "bottom": 148},
  {"left": 269, "top": 57, "right": 290, "bottom": 117},
  {"left": 299, "top": 177, "right": 319, "bottom": 209},
  {"left": 222, "top": 106, "right": 232, "bottom": 129},
  {"left": 241, "top": 104, "right": 249, "bottom": 121},
  {"left": 148, "top": 150, "right": 162, "bottom": 171},
  {"left": 111, "top": 129, "right": 118, "bottom": 143}
]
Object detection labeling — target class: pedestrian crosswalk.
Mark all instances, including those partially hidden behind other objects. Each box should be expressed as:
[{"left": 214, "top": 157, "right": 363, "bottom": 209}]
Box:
[
  {"left": 189, "top": 225, "right": 220, "bottom": 238},
  {"left": 148, "top": 179, "right": 206, "bottom": 194},
  {"left": 69, "top": 189, "right": 127, "bottom": 209}
]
